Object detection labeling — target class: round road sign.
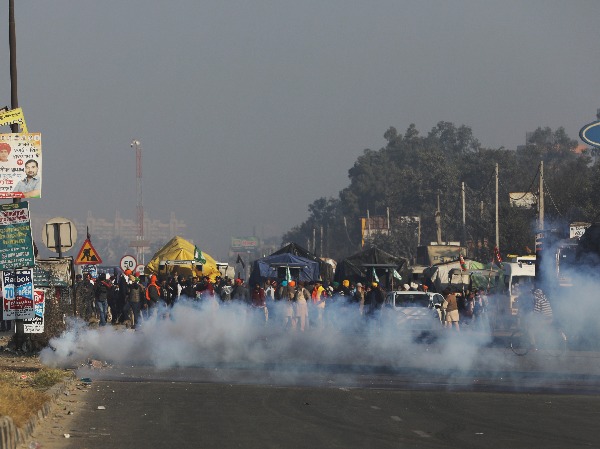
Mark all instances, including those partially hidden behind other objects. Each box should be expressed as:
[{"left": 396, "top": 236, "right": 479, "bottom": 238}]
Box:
[
  {"left": 42, "top": 217, "right": 77, "bottom": 253},
  {"left": 120, "top": 255, "right": 137, "bottom": 272}
]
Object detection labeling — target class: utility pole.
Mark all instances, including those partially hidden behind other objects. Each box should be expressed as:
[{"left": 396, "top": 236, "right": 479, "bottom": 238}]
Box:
[
  {"left": 480, "top": 200, "right": 484, "bottom": 259},
  {"left": 435, "top": 194, "right": 442, "bottom": 244},
  {"left": 9, "top": 0, "right": 18, "bottom": 132},
  {"left": 461, "top": 181, "right": 466, "bottom": 249},
  {"left": 130, "top": 140, "right": 145, "bottom": 265},
  {"left": 538, "top": 161, "right": 544, "bottom": 231},
  {"left": 319, "top": 226, "right": 323, "bottom": 258},
  {"left": 386, "top": 207, "right": 390, "bottom": 231},
  {"left": 495, "top": 163, "right": 499, "bottom": 248},
  {"left": 8, "top": 0, "right": 25, "bottom": 350}
]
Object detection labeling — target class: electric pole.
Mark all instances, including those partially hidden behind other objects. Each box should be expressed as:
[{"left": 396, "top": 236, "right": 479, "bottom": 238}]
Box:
[
  {"left": 495, "top": 163, "right": 499, "bottom": 249},
  {"left": 130, "top": 140, "right": 145, "bottom": 265},
  {"left": 539, "top": 161, "right": 544, "bottom": 231}
]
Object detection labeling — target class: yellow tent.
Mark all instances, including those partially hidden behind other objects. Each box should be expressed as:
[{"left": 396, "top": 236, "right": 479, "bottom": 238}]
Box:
[{"left": 145, "top": 236, "right": 220, "bottom": 281}]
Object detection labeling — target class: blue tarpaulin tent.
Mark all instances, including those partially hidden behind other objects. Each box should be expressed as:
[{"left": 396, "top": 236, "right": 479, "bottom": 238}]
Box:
[{"left": 249, "top": 253, "right": 320, "bottom": 286}]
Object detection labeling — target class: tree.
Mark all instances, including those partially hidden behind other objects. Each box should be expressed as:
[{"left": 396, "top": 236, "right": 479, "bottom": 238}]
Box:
[{"left": 283, "top": 122, "right": 595, "bottom": 263}]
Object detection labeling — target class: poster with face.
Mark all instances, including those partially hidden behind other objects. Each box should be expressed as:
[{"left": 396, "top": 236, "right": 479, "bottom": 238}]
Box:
[{"left": 0, "top": 133, "right": 42, "bottom": 199}]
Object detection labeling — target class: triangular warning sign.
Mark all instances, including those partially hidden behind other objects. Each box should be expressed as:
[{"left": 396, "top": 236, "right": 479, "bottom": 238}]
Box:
[{"left": 75, "top": 238, "right": 103, "bottom": 265}]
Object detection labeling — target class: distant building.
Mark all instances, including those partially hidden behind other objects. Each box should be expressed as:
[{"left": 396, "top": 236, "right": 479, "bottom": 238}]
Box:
[{"left": 31, "top": 210, "right": 187, "bottom": 244}]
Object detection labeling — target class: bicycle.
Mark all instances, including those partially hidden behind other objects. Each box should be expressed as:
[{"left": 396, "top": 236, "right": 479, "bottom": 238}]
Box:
[{"left": 510, "top": 319, "right": 568, "bottom": 357}]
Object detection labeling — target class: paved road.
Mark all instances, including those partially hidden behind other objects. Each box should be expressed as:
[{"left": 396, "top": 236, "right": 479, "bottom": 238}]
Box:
[
  {"left": 26, "top": 314, "right": 600, "bottom": 448},
  {"left": 26, "top": 340, "right": 600, "bottom": 449},
  {"left": 28, "top": 378, "right": 600, "bottom": 449}
]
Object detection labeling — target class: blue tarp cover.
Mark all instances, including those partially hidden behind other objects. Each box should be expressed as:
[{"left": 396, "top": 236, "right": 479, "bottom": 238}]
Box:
[{"left": 249, "top": 253, "right": 320, "bottom": 286}]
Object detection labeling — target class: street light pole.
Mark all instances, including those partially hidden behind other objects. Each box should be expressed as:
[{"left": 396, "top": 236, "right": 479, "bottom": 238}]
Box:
[{"left": 130, "top": 140, "right": 144, "bottom": 265}]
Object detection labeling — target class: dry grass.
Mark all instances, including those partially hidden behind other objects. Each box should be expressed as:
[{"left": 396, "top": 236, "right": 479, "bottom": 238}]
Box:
[{"left": 0, "top": 368, "right": 72, "bottom": 428}]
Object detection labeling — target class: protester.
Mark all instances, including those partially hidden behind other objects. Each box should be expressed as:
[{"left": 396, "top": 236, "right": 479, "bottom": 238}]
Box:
[
  {"left": 251, "top": 283, "right": 268, "bottom": 323},
  {"left": 311, "top": 280, "right": 326, "bottom": 328},
  {"left": 146, "top": 274, "right": 161, "bottom": 314},
  {"left": 124, "top": 275, "right": 144, "bottom": 329},
  {"left": 442, "top": 288, "right": 460, "bottom": 331},
  {"left": 280, "top": 280, "right": 295, "bottom": 329},
  {"left": 365, "top": 282, "right": 385, "bottom": 320},
  {"left": 353, "top": 282, "right": 365, "bottom": 316},
  {"left": 231, "top": 278, "right": 249, "bottom": 303},
  {"left": 294, "top": 281, "right": 310, "bottom": 331},
  {"left": 94, "top": 273, "right": 113, "bottom": 326}
]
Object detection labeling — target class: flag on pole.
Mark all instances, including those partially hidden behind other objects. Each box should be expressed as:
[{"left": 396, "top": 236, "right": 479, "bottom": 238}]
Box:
[
  {"left": 494, "top": 246, "right": 503, "bottom": 267},
  {"left": 236, "top": 254, "right": 245, "bottom": 269},
  {"left": 392, "top": 269, "right": 402, "bottom": 281},
  {"left": 459, "top": 254, "right": 467, "bottom": 271},
  {"left": 285, "top": 267, "right": 292, "bottom": 281},
  {"left": 372, "top": 267, "right": 379, "bottom": 283},
  {"left": 194, "top": 246, "right": 206, "bottom": 264}
]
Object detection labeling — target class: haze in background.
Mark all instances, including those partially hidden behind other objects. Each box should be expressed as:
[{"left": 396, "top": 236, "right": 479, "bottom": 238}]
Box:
[{"left": 0, "top": 1, "right": 598, "bottom": 259}]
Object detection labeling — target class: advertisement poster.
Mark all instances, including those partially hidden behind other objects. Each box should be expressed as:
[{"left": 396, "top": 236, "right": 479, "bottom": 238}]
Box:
[
  {"left": 23, "top": 289, "right": 45, "bottom": 333},
  {"left": 2, "top": 268, "right": 35, "bottom": 320},
  {"left": 0, "top": 133, "right": 42, "bottom": 199},
  {"left": 0, "top": 202, "right": 35, "bottom": 270}
]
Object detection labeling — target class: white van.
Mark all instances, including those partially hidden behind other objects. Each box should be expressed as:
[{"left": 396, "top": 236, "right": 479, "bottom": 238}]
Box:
[{"left": 503, "top": 258, "right": 535, "bottom": 315}]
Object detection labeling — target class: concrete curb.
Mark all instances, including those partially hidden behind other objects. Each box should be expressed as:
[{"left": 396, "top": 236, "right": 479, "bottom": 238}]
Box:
[{"left": 0, "top": 374, "right": 75, "bottom": 449}]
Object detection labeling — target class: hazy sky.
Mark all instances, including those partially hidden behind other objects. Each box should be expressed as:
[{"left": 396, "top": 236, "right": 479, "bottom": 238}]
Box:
[{"left": 1, "top": 1, "right": 599, "bottom": 260}]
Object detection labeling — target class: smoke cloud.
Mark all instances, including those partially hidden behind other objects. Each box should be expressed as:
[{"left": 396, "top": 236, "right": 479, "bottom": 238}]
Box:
[{"left": 38, "top": 283, "right": 600, "bottom": 390}]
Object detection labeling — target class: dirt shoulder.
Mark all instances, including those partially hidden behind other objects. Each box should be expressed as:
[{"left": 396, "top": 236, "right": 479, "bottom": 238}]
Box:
[{"left": 0, "top": 331, "right": 45, "bottom": 373}]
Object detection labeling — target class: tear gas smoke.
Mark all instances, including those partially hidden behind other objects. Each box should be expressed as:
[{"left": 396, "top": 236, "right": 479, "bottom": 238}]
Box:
[{"left": 40, "top": 227, "right": 600, "bottom": 389}]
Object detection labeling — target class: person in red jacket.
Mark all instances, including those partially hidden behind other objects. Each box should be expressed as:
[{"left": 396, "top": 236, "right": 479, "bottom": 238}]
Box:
[
  {"left": 146, "top": 274, "right": 161, "bottom": 312},
  {"left": 251, "top": 283, "right": 268, "bottom": 323}
]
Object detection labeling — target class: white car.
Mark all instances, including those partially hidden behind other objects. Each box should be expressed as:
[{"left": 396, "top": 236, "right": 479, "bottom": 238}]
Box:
[{"left": 383, "top": 291, "right": 445, "bottom": 339}]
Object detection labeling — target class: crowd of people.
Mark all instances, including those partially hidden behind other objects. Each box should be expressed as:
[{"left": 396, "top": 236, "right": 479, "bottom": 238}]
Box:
[
  {"left": 74, "top": 271, "right": 403, "bottom": 332},
  {"left": 71, "top": 268, "right": 508, "bottom": 336}
]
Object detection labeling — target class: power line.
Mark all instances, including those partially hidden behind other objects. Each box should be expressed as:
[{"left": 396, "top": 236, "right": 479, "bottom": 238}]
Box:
[{"left": 542, "top": 177, "right": 563, "bottom": 218}]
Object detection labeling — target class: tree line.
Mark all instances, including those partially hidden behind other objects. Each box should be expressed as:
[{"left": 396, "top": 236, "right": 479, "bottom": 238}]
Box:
[{"left": 282, "top": 122, "right": 599, "bottom": 263}]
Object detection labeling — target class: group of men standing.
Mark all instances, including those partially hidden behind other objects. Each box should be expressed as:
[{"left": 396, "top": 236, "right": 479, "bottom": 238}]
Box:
[
  {"left": 73, "top": 269, "right": 393, "bottom": 332},
  {"left": 74, "top": 270, "right": 162, "bottom": 329}
]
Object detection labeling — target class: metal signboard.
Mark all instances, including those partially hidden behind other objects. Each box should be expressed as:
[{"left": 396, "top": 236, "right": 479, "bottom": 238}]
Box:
[
  {"left": 42, "top": 217, "right": 77, "bottom": 253},
  {"left": 75, "top": 238, "right": 103, "bottom": 265},
  {"left": 0, "top": 201, "right": 35, "bottom": 270},
  {"left": 120, "top": 255, "right": 137, "bottom": 272},
  {"left": 570, "top": 222, "right": 591, "bottom": 239},
  {"left": 580, "top": 121, "right": 600, "bottom": 148}
]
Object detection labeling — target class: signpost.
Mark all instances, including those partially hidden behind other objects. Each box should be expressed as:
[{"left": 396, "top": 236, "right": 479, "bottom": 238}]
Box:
[
  {"left": 42, "top": 217, "right": 77, "bottom": 257},
  {"left": 120, "top": 255, "right": 137, "bottom": 273},
  {"left": 74, "top": 238, "right": 102, "bottom": 265},
  {"left": 580, "top": 120, "right": 600, "bottom": 148}
]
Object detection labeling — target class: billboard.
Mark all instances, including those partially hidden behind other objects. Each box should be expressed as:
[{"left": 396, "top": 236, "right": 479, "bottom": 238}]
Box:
[
  {"left": 231, "top": 237, "right": 259, "bottom": 251},
  {"left": 0, "top": 133, "right": 42, "bottom": 199},
  {"left": 2, "top": 268, "right": 35, "bottom": 320},
  {"left": 509, "top": 192, "right": 537, "bottom": 209},
  {"left": 0, "top": 201, "right": 36, "bottom": 270},
  {"left": 23, "top": 289, "right": 45, "bottom": 333}
]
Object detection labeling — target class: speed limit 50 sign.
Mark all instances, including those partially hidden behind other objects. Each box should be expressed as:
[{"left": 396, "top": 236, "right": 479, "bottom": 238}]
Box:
[{"left": 120, "top": 255, "right": 137, "bottom": 272}]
